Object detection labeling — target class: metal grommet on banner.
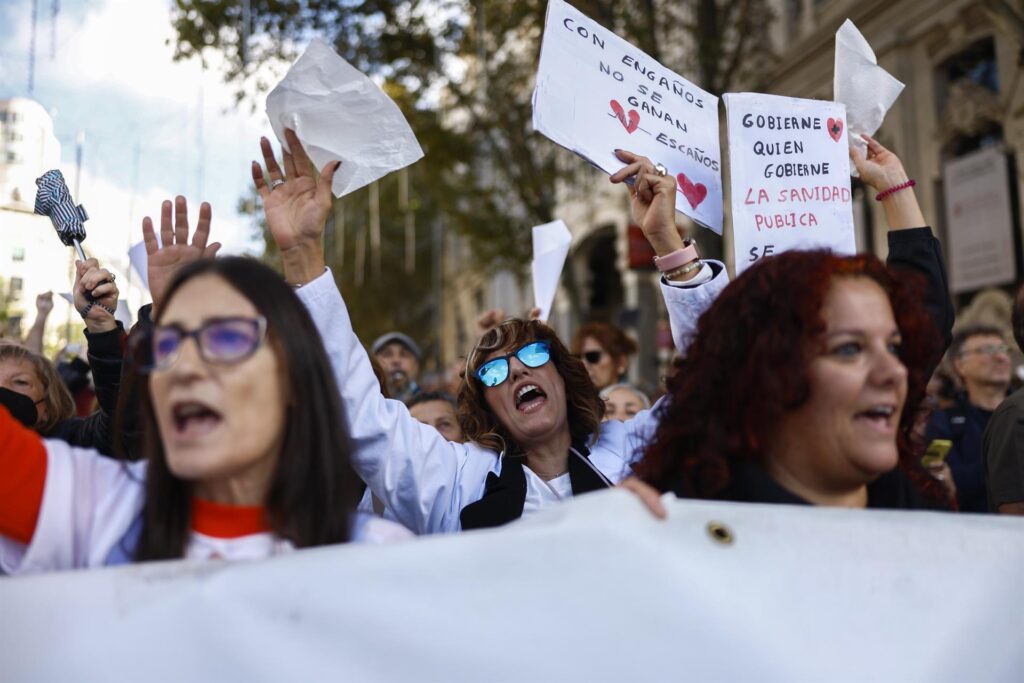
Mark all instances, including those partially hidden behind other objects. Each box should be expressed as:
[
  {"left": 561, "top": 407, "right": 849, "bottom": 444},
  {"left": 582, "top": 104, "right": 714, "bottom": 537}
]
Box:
[
  {"left": 706, "top": 521, "right": 734, "bottom": 546},
  {"left": 653, "top": 163, "right": 668, "bottom": 177}
]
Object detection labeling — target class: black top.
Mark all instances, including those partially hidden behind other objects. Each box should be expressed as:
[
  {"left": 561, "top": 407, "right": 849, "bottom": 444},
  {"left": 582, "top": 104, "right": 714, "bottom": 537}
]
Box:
[
  {"left": 925, "top": 393, "right": 993, "bottom": 513},
  {"left": 885, "top": 227, "right": 955, "bottom": 379},
  {"left": 46, "top": 322, "right": 126, "bottom": 455},
  {"left": 983, "top": 387, "right": 1024, "bottom": 511},
  {"left": 459, "top": 444, "right": 611, "bottom": 530},
  {"left": 704, "top": 460, "right": 942, "bottom": 510}
]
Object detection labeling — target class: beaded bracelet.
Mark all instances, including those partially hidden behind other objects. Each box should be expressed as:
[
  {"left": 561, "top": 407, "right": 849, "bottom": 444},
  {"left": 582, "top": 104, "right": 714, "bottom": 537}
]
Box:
[
  {"left": 875, "top": 179, "right": 916, "bottom": 201},
  {"left": 664, "top": 259, "right": 703, "bottom": 280},
  {"left": 79, "top": 301, "right": 116, "bottom": 319}
]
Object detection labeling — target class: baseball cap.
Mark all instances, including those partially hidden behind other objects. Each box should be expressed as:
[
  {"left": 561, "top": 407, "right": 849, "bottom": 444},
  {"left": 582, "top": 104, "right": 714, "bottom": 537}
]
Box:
[{"left": 371, "top": 332, "right": 422, "bottom": 360}]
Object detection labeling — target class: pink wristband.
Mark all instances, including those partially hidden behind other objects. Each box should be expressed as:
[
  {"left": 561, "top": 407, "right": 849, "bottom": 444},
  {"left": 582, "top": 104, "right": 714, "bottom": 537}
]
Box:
[
  {"left": 653, "top": 239, "right": 698, "bottom": 272},
  {"left": 875, "top": 179, "right": 916, "bottom": 201}
]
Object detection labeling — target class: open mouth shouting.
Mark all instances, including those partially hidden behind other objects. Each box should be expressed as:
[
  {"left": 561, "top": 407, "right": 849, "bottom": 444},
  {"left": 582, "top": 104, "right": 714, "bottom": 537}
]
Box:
[
  {"left": 854, "top": 404, "right": 897, "bottom": 434},
  {"left": 171, "top": 399, "right": 224, "bottom": 440},
  {"left": 514, "top": 383, "right": 548, "bottom": 413}
]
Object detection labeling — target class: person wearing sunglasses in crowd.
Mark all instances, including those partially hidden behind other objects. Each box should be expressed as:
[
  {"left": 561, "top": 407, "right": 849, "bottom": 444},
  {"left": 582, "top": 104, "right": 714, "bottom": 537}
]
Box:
[
  {"left": 0, "top": 199, "right": 408, "bottom": 573},
  {"left": 0, "top": 257, "right": 125, "bottom": 456},
  {"left": 571, "top": 322, "right": 638, "bottom": 392},
  {"left": 254, "top": 134, "right": 721, "bottom": 533}
]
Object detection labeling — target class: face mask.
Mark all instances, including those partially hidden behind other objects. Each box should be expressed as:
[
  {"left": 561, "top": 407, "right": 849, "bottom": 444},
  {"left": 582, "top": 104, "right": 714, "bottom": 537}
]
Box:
[{"left": 0, "top": 387, "right": 39, "bottom": 428}]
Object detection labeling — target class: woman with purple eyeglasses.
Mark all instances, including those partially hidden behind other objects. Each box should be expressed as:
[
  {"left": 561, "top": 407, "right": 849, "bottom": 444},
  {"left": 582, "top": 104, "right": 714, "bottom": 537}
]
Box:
[
  {"left": 255, "top": 133, "right": 725, "bottom": 533},
  {"left": 0, "top": 204, "right": 409, "bottom": 574}
]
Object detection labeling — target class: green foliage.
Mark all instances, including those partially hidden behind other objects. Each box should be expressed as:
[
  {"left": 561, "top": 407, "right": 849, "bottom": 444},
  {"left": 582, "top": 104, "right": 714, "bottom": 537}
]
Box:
[{"left": 173, "top": 0, "right": 774, "bottom": 348}]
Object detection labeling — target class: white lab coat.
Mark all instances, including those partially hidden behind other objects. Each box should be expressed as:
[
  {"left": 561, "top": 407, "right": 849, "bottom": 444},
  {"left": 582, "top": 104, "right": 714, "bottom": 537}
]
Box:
[{"left": 297, "top": 264, "right": 727, "bottom": 535}]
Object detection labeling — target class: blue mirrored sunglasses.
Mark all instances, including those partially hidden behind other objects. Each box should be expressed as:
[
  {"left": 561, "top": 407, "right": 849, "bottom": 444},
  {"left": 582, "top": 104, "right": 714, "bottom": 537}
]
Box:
[{"left": 475, "top": 340, "right": 552, "bottom": 387}]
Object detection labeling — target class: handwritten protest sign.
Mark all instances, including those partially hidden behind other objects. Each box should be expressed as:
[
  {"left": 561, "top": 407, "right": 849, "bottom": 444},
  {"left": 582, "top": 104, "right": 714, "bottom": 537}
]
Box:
[
  {"left": 724, "top": 93, "right": 856, "bottom": 273},
  {"left": 533, "top": 0, "right": 723, "bottom": 233}
]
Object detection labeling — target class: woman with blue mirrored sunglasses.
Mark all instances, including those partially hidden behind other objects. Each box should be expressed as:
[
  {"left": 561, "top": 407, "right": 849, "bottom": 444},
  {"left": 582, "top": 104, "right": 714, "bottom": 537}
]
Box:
[
  {"left": 475, "top": 341, "right": 552, "bottom": 387},
  {"left": 266, "top": 138, "right": 710, "bottom": 535}
]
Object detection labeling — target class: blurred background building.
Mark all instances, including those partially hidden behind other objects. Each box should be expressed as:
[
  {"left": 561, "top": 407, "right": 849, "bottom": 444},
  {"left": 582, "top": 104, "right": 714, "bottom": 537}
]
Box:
[
  {"left": 5, "top": 1, "right": 1019, "bottom": 382},
  {"left": 0, "top": 97, "right": 145, "bottom": 352}
]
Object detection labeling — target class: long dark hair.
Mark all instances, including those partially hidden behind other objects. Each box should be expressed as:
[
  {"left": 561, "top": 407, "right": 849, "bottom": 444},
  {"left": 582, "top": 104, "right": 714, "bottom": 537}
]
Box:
[
  {"left": 133, "top": 257, "right": 360, "bottom": 560},
  {"left": 636, "top": 250, "right": 948, "bottom": 504}
]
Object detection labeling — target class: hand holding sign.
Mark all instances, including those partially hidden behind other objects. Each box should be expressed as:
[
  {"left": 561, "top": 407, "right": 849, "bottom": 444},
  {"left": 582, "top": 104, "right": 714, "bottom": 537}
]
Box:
[
  {"left": 609, "top": 150, "right": 683, "bottom": 257},
  {"left": 532, "top": 0, "right": 723, "bottom": 233}
]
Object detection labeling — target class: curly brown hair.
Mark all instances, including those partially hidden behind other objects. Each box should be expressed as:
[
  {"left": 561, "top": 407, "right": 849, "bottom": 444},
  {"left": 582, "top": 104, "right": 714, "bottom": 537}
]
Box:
[
  {"left": 635, "top": 250, "right": 948, "bottom": 505},
  {"left": 457, "top": 319, "right": 604, "bottom": 453}
]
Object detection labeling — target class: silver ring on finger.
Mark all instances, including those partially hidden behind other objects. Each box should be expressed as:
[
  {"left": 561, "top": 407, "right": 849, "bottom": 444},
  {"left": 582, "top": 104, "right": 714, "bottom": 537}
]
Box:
[
  {"left": 654, "top": 163, "right": 668, "bottom": 177},
  {"left": 108, "top": 272, "right": 116, "bottom": 282},
  {"left": 271, "top": 179, "right": 286, "bottom": 190}
]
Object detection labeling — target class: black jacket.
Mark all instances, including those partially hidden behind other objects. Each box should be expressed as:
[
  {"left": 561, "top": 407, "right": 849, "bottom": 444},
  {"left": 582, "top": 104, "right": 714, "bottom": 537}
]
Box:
[
  {"left": 708, "top": 460, "right": 943, "bottom": 510},
  {"left": 885, "top": 227, "right": 955, "bottom": 378},
  {"left": 46, "top": 322, "right": 126, "bottom": 455}
]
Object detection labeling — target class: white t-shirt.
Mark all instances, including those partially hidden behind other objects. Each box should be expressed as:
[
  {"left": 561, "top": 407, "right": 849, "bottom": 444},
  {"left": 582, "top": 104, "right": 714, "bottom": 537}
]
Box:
[
  {"left": 0, "top": 437, "right": 411, "bottom": 575},
  {"left": 523, "top": 470, "right": 573, "bottom": 516},
  {"left": 360, "top": 467, "right": 577, "bottom": 529}
]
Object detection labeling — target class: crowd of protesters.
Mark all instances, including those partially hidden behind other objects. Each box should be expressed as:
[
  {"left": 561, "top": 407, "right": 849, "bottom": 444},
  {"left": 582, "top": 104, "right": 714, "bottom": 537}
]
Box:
[{"left": 1, "top": 124, "right": 1022, "bottom": 575}]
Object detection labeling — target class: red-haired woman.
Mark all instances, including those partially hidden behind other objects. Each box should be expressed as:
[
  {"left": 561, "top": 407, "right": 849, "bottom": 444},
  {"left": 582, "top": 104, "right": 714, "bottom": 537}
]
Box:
[
  {"left": 627, "top": 136, "right": 955, "bottom": 510},
  {"left": 634, "top": 250, "right": 950, "bottom": 508}
]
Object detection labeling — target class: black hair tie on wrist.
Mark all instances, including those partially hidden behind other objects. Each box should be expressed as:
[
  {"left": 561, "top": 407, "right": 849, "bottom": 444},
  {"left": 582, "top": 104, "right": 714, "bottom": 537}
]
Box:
[{"left": 79, "top": 301, "right": 116, "bottom": 319}]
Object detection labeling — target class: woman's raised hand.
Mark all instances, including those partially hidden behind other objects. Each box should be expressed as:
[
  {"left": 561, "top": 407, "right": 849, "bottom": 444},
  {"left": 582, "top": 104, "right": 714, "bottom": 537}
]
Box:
[
  {"left": 142, "top": 197, "right": 220, "bottom": 314},
  {"left": 609, "top": 149, "right": 683, "bottom": 257},
  {"left": 849, "top": 134, "right": 908, "bottom": 192},
  {"left": 73, "top": 258, "right": 119, "bottom": 334},
  {"left": 849, "top": 134, "right": 925, "bottom": 230},
  {"left": 252, "top": 129, "right": 341, "bottom": 285}
]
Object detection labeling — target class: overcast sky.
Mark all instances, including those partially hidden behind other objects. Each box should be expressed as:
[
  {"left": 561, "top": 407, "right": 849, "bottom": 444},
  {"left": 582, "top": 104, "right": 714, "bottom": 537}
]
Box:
[{"left": 0, "top": 0, "right": 282, "bottom": 265}]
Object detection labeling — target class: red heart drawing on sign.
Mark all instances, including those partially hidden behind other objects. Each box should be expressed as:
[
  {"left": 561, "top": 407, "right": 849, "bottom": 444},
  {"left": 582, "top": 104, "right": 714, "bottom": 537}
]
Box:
[
  {"left": 827, "top": 117, "right": 844, "bottom": 142},
  {"left": 676, "top": 172, "right": 708, "bottom": 210},
  {"left": 610, "top": 99, "right": 640, "bottom": 134}
]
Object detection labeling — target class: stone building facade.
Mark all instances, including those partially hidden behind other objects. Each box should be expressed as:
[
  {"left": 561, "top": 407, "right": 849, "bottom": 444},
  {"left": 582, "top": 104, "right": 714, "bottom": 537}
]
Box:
[{"left": 439, "top": 0, "right": 1024, "bottom": 386}]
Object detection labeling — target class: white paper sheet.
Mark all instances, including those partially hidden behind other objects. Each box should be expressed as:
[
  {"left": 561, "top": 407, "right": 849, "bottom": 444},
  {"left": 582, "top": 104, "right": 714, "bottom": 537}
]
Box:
[
  {"left": 266, "top": 38, "right": 425, "bottom": 197},
  {"left": 531, "top": 219, "right": 572, "bottom": 322},
  {"left": 724, "top": 92, "right": 856, "bottom": 274},
  {"left": 532, "top": 0, "right": 723, "bottom": 233},
  {"left": 834, "top": 19, "right": 904, "bottom": 176},
  {"left": 128, "top": 239, "right": 150, "bottom": 291}
]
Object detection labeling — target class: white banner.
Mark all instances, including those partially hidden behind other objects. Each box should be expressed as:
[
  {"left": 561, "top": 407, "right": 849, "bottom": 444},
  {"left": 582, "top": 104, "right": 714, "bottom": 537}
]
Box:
[
  {"left": 943, "top": 147, "right": 1017, "bottom": 293},
  {"left": 532, "top": 0, "right": 723, "bottom": 233},
  {"left": 2, "top": 491, "right": 1022, "bottom": 681},
  {"left": 724, "top": 93, "right": 856, "bottom": 274}
]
